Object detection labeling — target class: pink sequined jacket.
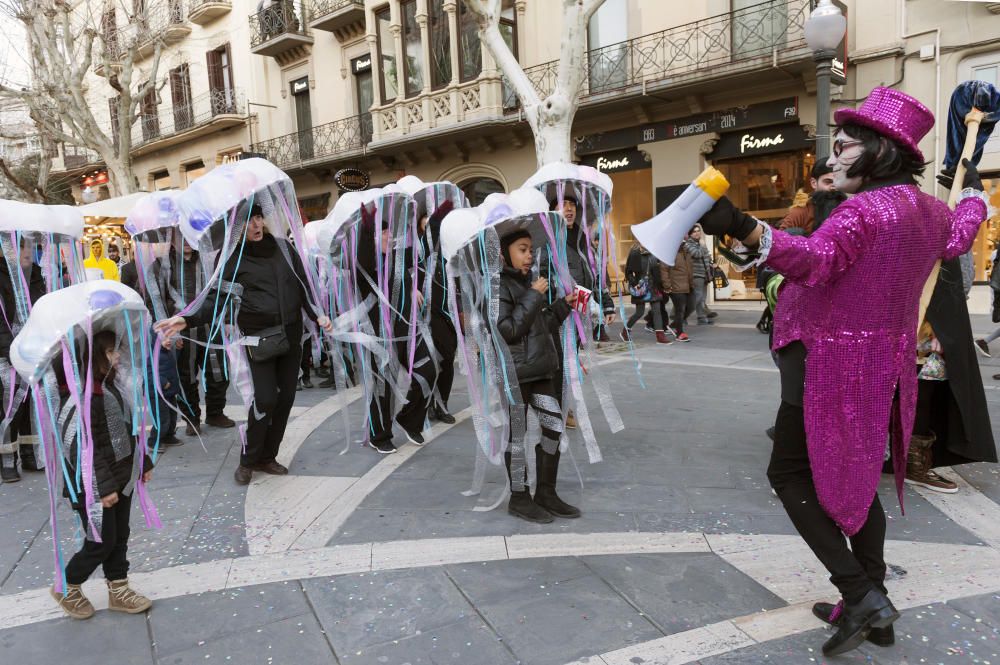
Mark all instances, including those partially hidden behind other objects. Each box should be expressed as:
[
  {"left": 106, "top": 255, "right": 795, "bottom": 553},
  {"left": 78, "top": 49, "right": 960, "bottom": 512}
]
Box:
[{"left": 766, "top": 183, "right": 987, "bottom": 535}]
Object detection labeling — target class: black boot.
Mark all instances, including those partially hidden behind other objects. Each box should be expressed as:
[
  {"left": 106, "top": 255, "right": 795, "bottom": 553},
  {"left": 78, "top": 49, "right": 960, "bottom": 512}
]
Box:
[
  {"left": 504, "top": 452, "right": 552, "bottom": 523},
  {"left": 533, "top": 445, "right": 581, "bottom": 518},
  {"left": 813, "top": 601, "right": 895, "bottom": 646},
  {"left": 821, "top": 589, "right": 899, "bottom": 656},
  {"left": 19, "top": 444, "right": 40, "bottom": 471},
  {"left": 433, "top": 405, "right": 456, "bottom": 425},
  {"left": 0, "top": 452, "right": 20, "bottom": 483}
]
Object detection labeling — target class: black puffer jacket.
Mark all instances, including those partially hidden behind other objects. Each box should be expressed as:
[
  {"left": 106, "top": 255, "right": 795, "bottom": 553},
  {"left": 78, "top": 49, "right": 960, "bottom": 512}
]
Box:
[
  {"left": 184, "top": 234, "right": 317, "bottom": 333},
  {"left": 497, "top": 267, "right": 572, "bottom": 383},
  {"left": 61, "top": 382, "right": 153, "bottom": 503}
]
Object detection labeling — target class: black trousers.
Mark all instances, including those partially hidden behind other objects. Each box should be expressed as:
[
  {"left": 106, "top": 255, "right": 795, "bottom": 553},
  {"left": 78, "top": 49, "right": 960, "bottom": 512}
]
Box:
[
  {"left": 767, "top": 400, "right": 887, "bottom": 604},
  {"left": 64, "top": 493, "right": 133, "bottom": 585},
  {"left": 627, "top": 301, "right": 663, "bottom": 330},
  {"left": 506, "top": 378, "right": 563, "bottom": 485},
  {"left": 430, "top": 314, "right": 457, "bottom": 409},
  {"left": 178, "top": 337, "right": 229, "bottom": 422},
  {"left": 369, "top": 329, "right": 437, "bottom": 444},
  {"left": 245, "top": 324, "right": 302, "bottom": 466},
  {"left": 669, "top": 292, "right": 691, "bottom": 334}
]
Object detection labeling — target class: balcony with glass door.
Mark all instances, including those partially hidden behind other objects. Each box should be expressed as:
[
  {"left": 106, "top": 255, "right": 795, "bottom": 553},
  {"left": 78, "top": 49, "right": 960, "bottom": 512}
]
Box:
[
  {"left": 188, "top": 0, "right": 232, "bottom": 25},
  {"left": 309, "top": 0, "right": 365, "bottom": 39},
  {"left": 250, "top": 1, "right": 313, "bottom": 62},
  {"left": 130, "top": 87, "right": 247, "bottom": 156},
  {"left": 513, "top": 0, "right": 812, "bottom": 113},
  {"left": 367, "top": 0, "right": 519, "bottom": 151}
]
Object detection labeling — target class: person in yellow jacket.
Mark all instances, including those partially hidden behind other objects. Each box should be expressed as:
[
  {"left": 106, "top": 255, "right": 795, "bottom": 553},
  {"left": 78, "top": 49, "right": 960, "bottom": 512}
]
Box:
[{"left": 83, "top": 239, "right": 120, "bottom": 281}]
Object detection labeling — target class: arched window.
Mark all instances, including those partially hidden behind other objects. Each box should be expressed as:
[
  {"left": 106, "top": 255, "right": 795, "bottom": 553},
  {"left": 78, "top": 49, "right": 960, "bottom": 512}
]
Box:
[{"left": 459, "top": 177, "right": 505, "bottom": 206}]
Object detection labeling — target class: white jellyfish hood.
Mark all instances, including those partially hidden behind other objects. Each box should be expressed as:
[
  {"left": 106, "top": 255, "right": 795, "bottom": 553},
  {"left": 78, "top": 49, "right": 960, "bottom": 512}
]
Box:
[{"left": 11, "top": 280, "right": 146, "bottom": 384}]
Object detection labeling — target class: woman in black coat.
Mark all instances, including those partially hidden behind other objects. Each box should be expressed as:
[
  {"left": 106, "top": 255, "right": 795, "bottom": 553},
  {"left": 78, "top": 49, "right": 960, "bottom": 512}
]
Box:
[
  {"left": 914, "top": 258, "right": 997, "bottom": 474},
  {"left": 156, "top": 205, "right": 333, "bottom": 485}
]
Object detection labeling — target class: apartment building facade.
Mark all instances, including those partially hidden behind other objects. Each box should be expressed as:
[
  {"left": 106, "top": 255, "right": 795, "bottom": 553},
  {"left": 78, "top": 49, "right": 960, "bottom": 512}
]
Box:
[{"left": 48, "top": 1, "right": 1000, "bottom": 294}]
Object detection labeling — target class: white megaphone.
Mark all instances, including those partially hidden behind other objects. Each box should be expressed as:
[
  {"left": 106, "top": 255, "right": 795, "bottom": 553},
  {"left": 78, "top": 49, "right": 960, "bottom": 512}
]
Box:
[{"left": 631, "top": 167, "right": 730, "bottom": 266}]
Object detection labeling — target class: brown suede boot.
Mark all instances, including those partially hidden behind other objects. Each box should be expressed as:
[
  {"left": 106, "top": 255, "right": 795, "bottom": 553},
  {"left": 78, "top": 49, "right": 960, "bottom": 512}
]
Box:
[
  {"left": 51, "top": 584, "right": 95, "bottom": 619},
  {"left": 107, "top": 579, "right": 152, "bottom": 613},
  {"left": 655, "top": 330, "right": 672, "bottom": 345},
  {"left": 905, "top": 433, "right": 958, "bottom": 494}
]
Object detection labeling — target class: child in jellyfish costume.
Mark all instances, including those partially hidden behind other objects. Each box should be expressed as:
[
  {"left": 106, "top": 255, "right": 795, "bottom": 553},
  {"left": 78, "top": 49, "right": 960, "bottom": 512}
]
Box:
[
  {"left": 439, "top": 187, "right": 624, "bottom": 520},
  {"left": 396, "top": 176, "right": 470, "bottom": 424},
  {"left": 157, "top": 159, "right": 333, "bottom": 462},
  {"left": 313, "top": 187, "right": 435, "bottom": 453},
  {"left": 523, "top": 163, "right": 626, "bottom": 442},
  {"left": 10, "top": 280, "right": 160, "bottom": 617},
  {"left": 0, "top": 200, "right": 87, "bottom": 482}
]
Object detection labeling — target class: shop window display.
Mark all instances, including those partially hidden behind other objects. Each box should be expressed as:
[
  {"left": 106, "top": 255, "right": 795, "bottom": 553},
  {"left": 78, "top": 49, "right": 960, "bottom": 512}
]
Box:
[{"left": 713, "top": 150, "right": 809, "bottom": 299}]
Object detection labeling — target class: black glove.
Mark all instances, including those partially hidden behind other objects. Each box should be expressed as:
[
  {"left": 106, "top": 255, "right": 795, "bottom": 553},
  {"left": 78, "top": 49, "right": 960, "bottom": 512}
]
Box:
[
  {"left": 698, "top": 196, "right": 759, "bottom": 241},
  {"left": 936, "top": 158, "right": 983, "bottom": 192}
]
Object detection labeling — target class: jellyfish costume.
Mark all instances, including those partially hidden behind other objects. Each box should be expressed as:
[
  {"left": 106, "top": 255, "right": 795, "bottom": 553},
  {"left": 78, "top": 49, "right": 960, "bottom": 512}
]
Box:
[
  {"left": 523, "top": 163, "right": 626, "bottom": 448},
  {"left": 396, "top": 176, "right": 470, "bottom": 415},
  {"left": 10, "top": 280, "right": 159, "bottom": 590},
  {"left": 123, "top": 190, "right": 186, "bottom": 322},
  {"left": 314, "top": 187, "right": 433, "bottom": 447},
  {"left": 440, "top": 187, "right": 622, "bottom": 508},
  {"left": 0, "top": 200, "right": 87, "bottom": 472},
  {"left": 174, "top": 158, "right": 326, "bottom": 449}
]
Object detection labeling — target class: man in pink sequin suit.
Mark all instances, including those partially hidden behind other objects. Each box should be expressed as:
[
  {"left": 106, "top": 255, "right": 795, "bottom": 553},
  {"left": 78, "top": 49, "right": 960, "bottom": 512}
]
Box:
[{"left": 699, "top": 87, "right": 989, "bottom": 656}]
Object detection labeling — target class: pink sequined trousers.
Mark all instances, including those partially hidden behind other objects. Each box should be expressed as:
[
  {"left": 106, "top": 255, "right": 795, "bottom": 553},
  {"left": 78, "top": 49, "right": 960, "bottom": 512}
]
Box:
[{"left": 767, "top": 185, "right": 986, "bottom": 535}]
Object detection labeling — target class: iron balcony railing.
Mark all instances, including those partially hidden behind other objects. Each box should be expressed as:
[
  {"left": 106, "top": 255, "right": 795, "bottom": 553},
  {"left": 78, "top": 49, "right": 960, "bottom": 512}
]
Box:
[
  {"left": 506, "top": 0, "right": 811, "bottom": 108},
  {"left": 250, "top": 0, "right": 310, "bottom": 49},
  {"left": 62, "top": 145, "right": 102, "bottom": 170},
  {"left": 190, "top": 0, "right": 231, "bottom": 9},
  {"left": 251, "top": 113, "right": 371, "bottom": 168},
  {"left": 134, "top": 87, "right": 246, "bottom": 149},
  {"left": 311, "top": 0, "right": 363, "bottom": 21}
]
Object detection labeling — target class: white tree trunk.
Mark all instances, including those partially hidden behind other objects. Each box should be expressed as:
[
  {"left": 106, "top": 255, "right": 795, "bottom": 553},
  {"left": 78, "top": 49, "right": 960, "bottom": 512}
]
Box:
[
  {"left": 465, "top": 0, "right": 605, "bottom": 168},
  {"left": 0, "top": 0, "right": 162, "bottom": 197}
]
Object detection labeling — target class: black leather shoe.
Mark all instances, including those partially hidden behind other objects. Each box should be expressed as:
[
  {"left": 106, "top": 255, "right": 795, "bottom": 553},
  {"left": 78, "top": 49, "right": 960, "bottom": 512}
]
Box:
[
  {"left": 813, "top": 601, "right": 895, "bottom": 647},
  {"left": 234, "top": 465, "right": 252, "bottom": 485},
  {"left": 434, "top": 407, "right": 456, "bottom": 425},
  {"left": 821, "top": 590, "right": 899, "bottom": 656}
]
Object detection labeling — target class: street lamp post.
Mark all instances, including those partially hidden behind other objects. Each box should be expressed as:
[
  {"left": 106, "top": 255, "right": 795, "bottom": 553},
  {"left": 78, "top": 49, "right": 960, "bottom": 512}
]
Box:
[{"left": 804, "top": 0, "right": 847, "bottom": 159}]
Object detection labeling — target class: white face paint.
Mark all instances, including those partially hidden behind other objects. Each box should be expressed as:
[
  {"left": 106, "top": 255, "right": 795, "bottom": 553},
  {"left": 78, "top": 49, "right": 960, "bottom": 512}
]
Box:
[{"left": 827, "top": 129, "right": 866, "bottom": 194}]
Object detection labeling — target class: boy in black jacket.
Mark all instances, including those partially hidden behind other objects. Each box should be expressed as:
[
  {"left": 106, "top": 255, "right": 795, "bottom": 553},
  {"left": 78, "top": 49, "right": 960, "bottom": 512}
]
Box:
[{"left": 497, "top": 229, "right": 580, "bottom": 523}]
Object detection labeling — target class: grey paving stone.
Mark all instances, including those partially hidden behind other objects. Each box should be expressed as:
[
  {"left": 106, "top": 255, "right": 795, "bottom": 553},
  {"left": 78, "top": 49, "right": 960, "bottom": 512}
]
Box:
[
  {"left": 334, "top": 615, "right": 517, "bottom": 665},
  {"left": 446, "top": 556, "right": 662, "bottom": 664},
  {"left": 956, "top": 462, "right": 1000, "bottom": 506},
  {"left": 949, "top": 591, "right": 1000, "bottom": 631},
  {"left": 855, "top": 601, "right": 1000, "bottom": 664},
  {"left": 581, "top": 552, "right": 785, "bottom": 634},
  {"left": 156, "top": 611, "right": 333, "bottom": 664},
  {"left": 633, "top": 511, "right": 798, "bottom": 536},
  {"left": 881, "top": 481, "right": 984, "bottom": 546},
  {"left": 685, "top": 487, "right": 785, "bottom": 515},
  {"left": 150, "top": 581, "right": 312, "bottom": 657},
  {"left": 698, "top": 627, "right": 877, "bottom": 664},
  {"left": 302, "top": 568, "right": 476, "bottom": 654},
  {"left": 0, "top": 609, "right": 153, "bottom": 665},
  {"left": 333, "top": 505, "right": 636, "bottom": 546}
]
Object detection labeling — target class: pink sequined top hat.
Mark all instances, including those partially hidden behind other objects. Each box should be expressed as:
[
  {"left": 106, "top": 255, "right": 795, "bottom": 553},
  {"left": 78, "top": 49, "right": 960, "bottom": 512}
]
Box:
[{"left": 834, "top": 86, "right": 934, "bottom": 162}]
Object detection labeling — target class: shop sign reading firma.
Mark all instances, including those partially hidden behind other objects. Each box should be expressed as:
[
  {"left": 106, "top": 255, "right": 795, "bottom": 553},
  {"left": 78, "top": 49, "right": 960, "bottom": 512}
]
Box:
[
  {"left": 582, "top": 148, "right": 648, "bottom": 174},
  {"left": 575, "top": 98, "right": 799, "bottom": 155},
  {"left": 711, "top": 123, "right": 811, "bottom": 160}
]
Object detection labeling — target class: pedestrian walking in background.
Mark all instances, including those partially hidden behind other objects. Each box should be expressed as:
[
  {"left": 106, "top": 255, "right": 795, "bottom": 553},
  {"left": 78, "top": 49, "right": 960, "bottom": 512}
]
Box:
[
  {"left": 685, "top": 224, "right": 715, "bottom": 326},
  {"left": 622, "top": 243, "right": 669, "bottom": 344},
  {"left": 660, "top": 237, "right": 694, "bottom": 342}
]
